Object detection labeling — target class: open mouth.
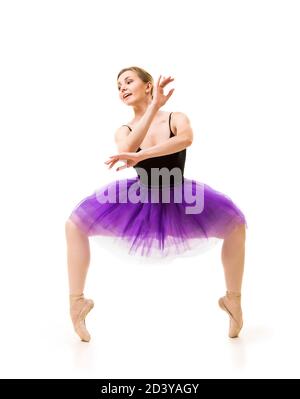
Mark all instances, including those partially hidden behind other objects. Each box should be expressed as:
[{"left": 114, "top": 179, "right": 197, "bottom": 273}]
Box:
[{"left": 123, "top": 93, "right": 132, "bottom": 99}]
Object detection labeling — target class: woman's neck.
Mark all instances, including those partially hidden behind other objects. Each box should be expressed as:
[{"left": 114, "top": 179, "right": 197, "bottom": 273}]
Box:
[{"left": 131, "top": 98, "right": 154, "bottom": 122}]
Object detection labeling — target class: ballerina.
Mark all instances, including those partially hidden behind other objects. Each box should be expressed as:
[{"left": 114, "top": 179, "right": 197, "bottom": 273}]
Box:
[{"left": 65, "top": 66, "right": 247, "bottom": 341}]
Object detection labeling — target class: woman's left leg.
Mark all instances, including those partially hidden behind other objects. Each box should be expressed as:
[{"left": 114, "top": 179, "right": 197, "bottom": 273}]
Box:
[
  {"left": 221, "top": 223, "right": 246, "bottom": 293},
  {"left": 219, "top": 223, "right": 246, "bottom": 338}
]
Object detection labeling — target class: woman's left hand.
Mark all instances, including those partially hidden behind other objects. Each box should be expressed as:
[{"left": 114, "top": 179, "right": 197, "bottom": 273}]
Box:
[{"left": 104, "top": 152, "right": 142, "bottom": 171}]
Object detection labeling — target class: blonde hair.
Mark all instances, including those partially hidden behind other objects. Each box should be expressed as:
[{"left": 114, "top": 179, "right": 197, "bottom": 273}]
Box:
[{"left": 117, "top": 66, "right": 154, "bottom": 98}]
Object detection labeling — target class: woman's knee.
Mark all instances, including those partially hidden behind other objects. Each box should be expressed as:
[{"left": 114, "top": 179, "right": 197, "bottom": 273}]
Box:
[
  {"left": 226, "top": 222, "right": 246, "bottom": 243},
  {"left": 65, "top": 218, "right": 74, "bottom": 230},
  {"left": 65, "top": 218, "right": 83, "bottom": 237}
]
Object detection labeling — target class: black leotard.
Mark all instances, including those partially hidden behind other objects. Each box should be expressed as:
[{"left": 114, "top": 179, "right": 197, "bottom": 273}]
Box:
[{"left": 122, "top": 112, "right": 186, "bottom": 188}]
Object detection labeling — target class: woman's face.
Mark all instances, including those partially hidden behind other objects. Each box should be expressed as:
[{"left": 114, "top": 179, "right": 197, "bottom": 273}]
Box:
[{"left": 117, "top": 71, "right": 150, "bottom": 105}]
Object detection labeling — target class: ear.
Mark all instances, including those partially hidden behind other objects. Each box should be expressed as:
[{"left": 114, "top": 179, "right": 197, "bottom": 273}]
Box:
[{"left": 145, "top": 82, "right": 152, "bottom": 93}]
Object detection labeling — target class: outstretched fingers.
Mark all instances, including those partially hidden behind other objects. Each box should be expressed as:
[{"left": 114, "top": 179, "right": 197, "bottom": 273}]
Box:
[
  {"left": 166, "top": 88, "right": 175, "bottom": 100},
  {"left": 156, "top": 75, "right": 162, "bottom": 88},
  {"left": 116, "top": 162, "right": 128, "bottom": 172},
  {"left": 160, "top": 76, "right": 174, "bottom": 88},
  {"left": 104, "top": 157, "right": 119, "bottom": 169},
  {"left": 108, "top": 160, "right": 118, "bottom": 169}
]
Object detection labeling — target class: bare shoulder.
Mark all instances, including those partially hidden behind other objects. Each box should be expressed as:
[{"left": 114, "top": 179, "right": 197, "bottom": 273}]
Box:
[
  {"left": 114, "top": 125, "right": 133, "bottom": 152},
  {"left": 170, "top": 111, "right": 192, "bottom": 134},
  {"left": 114, "top": 125, "right": 131, "bottom": 142}
]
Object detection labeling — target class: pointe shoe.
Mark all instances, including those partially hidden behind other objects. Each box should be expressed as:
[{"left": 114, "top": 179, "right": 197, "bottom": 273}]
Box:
[
  {"left": 218, "top": 291, "right": 243, "bottom": 338},
  {"left": 69, "top": 293, "right": 94, "bottom": 342}
]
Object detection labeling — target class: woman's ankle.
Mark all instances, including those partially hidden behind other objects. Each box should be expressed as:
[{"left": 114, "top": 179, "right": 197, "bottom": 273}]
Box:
[
  {"left": 226, "top": 290, "right": 241, "bottom": 298},
  {"left": 69, "top": 293, "right": 84, "bottom": 303}
]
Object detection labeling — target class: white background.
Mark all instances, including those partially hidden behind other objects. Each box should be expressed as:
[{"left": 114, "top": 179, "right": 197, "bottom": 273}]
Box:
[{"left": 1, "top": 0, "right": 300, "bottom": 379}]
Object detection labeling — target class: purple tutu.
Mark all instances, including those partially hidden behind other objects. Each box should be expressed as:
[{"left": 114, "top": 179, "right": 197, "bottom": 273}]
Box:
[{"left": 69, "top": 176, "right": 247, "bottom": 259}]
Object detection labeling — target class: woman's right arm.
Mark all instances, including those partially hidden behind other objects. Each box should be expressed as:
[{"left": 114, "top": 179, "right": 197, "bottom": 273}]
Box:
[
  {"left": 114, "top": 103, "right": 159, "bottom": 153},
  {"left": 114, "top": 75, "right": 175, "bottom": 153}
]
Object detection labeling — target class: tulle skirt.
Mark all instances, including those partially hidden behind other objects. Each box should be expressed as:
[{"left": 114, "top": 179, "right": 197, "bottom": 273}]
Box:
[{"left": 68, "top": 176, "right": 247, "bottom": 262}]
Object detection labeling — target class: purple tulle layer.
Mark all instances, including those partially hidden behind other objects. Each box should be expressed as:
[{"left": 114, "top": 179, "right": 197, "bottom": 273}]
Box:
[{"left": 69, "top": 177, "right": 247, "bottom": 258}]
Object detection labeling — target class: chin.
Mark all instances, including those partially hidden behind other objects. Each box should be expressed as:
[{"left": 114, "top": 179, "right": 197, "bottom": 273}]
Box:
[{"left": 126, "top": 99, "right": 138, "bottom": 106}]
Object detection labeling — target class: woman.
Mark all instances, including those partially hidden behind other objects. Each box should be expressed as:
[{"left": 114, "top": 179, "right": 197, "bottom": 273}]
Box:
[{"left": 65, "top": 66, "right": 247, "bottom": 342}]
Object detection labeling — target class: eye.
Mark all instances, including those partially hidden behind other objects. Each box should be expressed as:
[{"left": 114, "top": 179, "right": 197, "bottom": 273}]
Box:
[{"left": 118, "top": 80, "right": 133, "bottom": 91}]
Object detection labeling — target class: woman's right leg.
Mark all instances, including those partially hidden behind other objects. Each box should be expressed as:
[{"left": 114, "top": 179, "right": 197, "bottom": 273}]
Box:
[
  {"left": 65, "top": 218, "right": 94, "bottom": 342},
  {"left": 65, "top": 219, "right": 90, "bottom": 295}
]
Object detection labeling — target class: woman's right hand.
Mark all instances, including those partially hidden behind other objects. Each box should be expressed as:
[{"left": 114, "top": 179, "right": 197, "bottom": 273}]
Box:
[{"left": 150, "top": 75, "right": 175, "bottom": 109}]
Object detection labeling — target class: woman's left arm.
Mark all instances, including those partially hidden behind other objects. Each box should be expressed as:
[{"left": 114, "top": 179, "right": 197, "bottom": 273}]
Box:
[
  {"left": 104, "top": 113, "right": 193, "bottom": 171},
  {"left": 139, "top": 112, "right": 193, "bottom": 161}
]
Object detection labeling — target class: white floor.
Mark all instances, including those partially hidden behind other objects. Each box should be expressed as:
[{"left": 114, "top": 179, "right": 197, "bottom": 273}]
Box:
[{"left": 1, "top": 228, "right": 300, "bottom": 379}]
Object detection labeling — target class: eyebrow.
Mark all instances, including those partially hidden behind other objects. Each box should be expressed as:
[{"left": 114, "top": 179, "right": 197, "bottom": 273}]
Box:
[{"left": 117, "top": 76, "right": 133, "bottom": 86}]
